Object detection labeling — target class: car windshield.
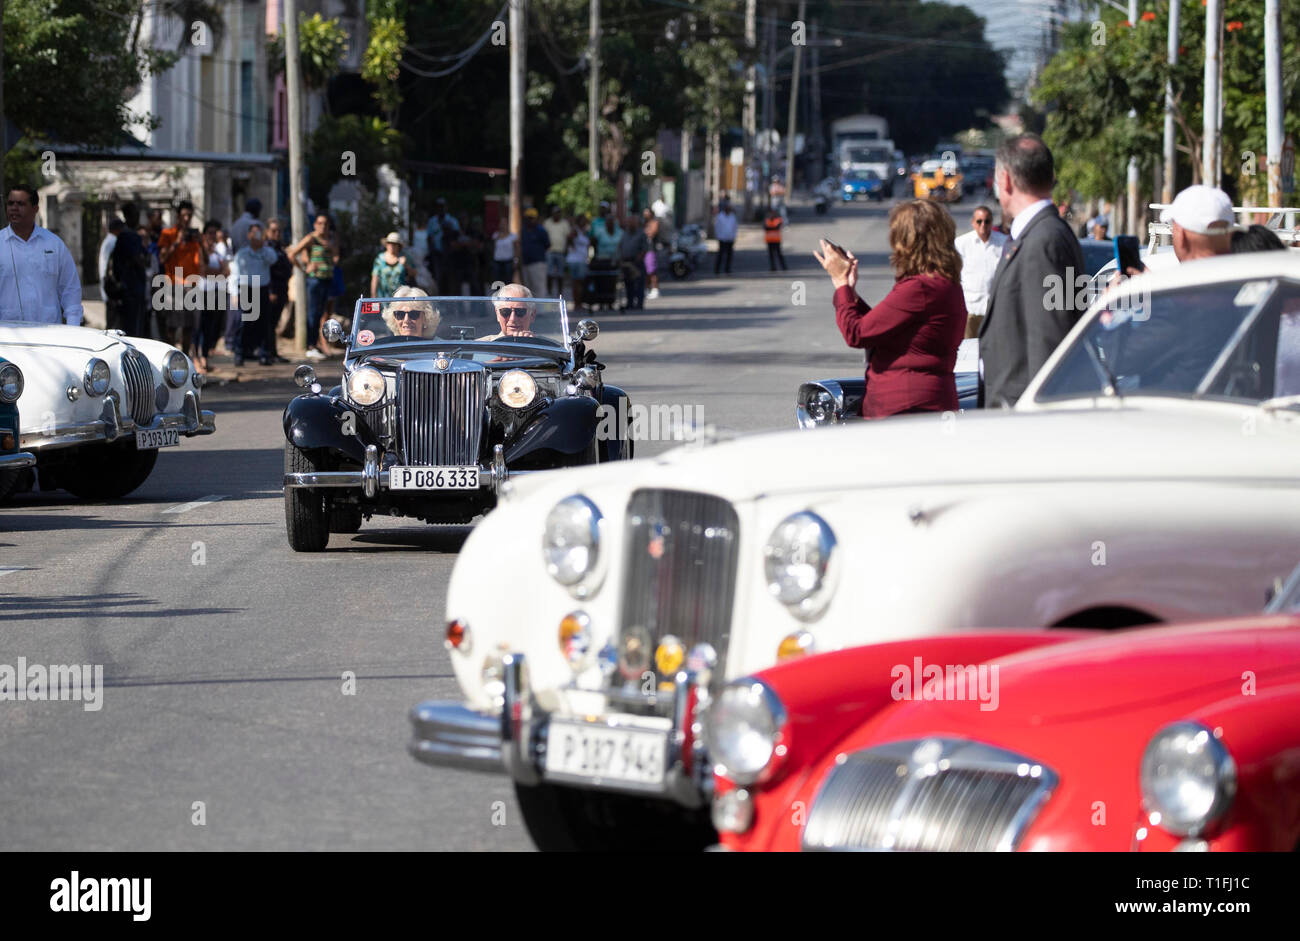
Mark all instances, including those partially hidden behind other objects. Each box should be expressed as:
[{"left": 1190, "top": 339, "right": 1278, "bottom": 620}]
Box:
[
  {"left": 1035, "top": 278, "right": 1300, "bottom": 404},
  {"left": 350, "top": 296, "right": 569, "bottom": 351}
]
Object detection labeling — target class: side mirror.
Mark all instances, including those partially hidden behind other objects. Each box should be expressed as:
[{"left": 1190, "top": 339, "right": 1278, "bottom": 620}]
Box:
[
  {"left": 570, "top": 319, "right": 599, "bottom": 345},
  {"left": 322, "top": 320, "right": 345, "bottom": 344}
]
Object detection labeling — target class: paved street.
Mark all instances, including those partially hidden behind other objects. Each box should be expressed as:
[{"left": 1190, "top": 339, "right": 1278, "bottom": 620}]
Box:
[{"left": 0, "top": 190, "right": 979, "bottom": 850}]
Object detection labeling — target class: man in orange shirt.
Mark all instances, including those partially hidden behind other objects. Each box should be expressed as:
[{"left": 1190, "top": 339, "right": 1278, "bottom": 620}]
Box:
[
  {"left": 764, "top": 207, "right": 787, "bottom": 271},
  {"left": 156, "top": 200, "right": 204, "bottom": 352}
]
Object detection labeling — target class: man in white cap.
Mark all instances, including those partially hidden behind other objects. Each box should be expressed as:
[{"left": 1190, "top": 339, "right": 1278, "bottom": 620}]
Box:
[{"left": 1161, "top": 185, "right": 1234, "bottom": 263}]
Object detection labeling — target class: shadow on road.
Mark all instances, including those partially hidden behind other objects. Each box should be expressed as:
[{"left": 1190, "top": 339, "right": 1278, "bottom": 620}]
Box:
[{"left": 0, "top": 591, "right": 240, "bottom": 620}]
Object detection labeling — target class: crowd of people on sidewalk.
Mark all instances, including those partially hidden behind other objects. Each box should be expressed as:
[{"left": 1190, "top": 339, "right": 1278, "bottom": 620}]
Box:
[{"left": 426, "top": 198, "right": 673, "bottom": 312}]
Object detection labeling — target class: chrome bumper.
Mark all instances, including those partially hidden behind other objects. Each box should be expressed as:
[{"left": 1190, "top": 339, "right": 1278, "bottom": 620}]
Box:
[
  {"left": 284, "top": 443, "right": 523, "bottom": 499},
  {"left": 407, "top": 654, "right": 710, "bottom": 808},
  {"left": 0, "top": 451, "right": 36, "bottom": 470},
  {"left": 21, "top": 390, "right": 216, "bottom": 451}
]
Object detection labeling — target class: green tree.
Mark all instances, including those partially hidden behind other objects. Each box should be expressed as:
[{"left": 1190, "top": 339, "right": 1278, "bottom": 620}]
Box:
[
  {"left": 1034, "top": 2, "right": 1300, "bottom": 205},
  {"left": 363, "top": 14, "right": 407, "bottom": 123},
  {"left": 267, "top": 12, "right": 349, "bottom": 97},
  {"left": 546, "top": 171, "right": 615, "bottom": 218}
]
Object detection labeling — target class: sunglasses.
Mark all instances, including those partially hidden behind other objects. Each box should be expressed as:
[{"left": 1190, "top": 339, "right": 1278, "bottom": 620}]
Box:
[
  {"left": 974, "top": 218, "right": 992, "bottom": 225},
  {"left": 499, "top": 307, "right": 530, "bottom": 319},
  {"left": 391, "top": 309, "right": 423, "bottom": 320}
]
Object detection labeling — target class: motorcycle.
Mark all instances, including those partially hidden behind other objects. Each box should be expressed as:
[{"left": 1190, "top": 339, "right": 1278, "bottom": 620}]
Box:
[{"left": 668, "top": 224, "right": 709, "bottom": 280}]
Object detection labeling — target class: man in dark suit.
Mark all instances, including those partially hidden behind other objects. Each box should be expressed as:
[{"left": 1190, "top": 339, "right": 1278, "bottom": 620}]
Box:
[{"left": 979, "top": 134, "right": 1086, "bottom": 407}]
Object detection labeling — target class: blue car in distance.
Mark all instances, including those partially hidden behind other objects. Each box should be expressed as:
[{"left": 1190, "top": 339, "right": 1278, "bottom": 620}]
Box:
[{"left": 842, "top": 169, "right": 886, "bottom": 202}]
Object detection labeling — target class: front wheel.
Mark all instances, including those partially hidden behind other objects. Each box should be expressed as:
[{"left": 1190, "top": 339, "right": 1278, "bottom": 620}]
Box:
[
  {"left": 58, "top": 441, "right": 159, "bottom": 499},
  {"left": 284, "top": 443, "right": 330, "bottom": 552},
  {"left": 670, "top": 258, "right": 690, "bottom": 279},
  {"left": 513, "top": 781, "right": 715, "bottom": 852}
]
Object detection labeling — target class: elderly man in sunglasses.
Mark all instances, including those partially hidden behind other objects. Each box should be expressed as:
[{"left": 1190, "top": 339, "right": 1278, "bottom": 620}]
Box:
[
  {"left": 480, "top": 282, "right": 537, "bottom": 340},
  {"left": 382, "top": 284, "right": 441, "bottom": 337}
]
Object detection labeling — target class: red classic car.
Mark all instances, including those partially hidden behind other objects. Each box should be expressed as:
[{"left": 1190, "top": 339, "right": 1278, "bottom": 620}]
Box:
[{"left": 706, "top": 568, "right": 1300, "bottom": 852}]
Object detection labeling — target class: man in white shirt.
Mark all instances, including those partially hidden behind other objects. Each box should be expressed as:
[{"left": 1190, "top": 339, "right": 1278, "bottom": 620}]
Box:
[
  {"left": 0, "top": 184, "right": 84, "bottom": 326},
  {"left": 98, "top": 221, "right": 119, "bottom": 303},
  {"left": 953, "top": 205, "right": 1008, "bottom": 337},
  {"left": 713, "top": 198, "right": 738, "bottom": 275},
  {"left": 229, "top": 197, "right": 263, "bottom": 253}
]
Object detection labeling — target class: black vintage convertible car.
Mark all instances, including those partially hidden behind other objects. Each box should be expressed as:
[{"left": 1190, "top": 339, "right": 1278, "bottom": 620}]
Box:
[
  {"left": 795, "top": 337, "right": 981, "bottom": 426},
  {"left": 282, "top": 294, "right": 633, "bottom": 551}
]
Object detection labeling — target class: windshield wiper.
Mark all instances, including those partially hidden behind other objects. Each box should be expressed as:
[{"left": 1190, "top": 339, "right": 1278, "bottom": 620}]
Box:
[{"left": 1083, "top": 335, "right": 1123, "bottom": 399}]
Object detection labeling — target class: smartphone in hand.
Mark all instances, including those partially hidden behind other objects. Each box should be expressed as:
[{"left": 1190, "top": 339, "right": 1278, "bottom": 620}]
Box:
[
  {"left": 823, "top": 239, "right": 849, "bottom": 258},
  {"left": 1114, "top": 235, "right": 1144, "bottom": 275}
]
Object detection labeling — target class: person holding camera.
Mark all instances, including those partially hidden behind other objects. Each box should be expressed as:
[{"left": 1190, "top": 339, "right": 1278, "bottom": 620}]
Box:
[{"left": 815, "top": 199, "right": 967, "bottom": 419}]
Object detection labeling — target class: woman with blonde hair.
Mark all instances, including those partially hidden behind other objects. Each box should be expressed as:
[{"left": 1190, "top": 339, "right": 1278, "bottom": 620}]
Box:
[
  {"left": 382, "top": 285, "right": 441, "bottom": 338},
  {"left": 814, "top": 199, "right": 967, "bottom": 417}
]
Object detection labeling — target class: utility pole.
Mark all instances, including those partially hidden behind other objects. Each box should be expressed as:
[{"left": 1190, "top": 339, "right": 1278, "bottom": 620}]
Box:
[
  {"left": 285, "top": 0, "right": 307, "bottom": 353},
  {"left": 809, "top": 19, "right": 823, "bottom": 185},
  {"left": 1161, "top": 0, "right": 1179, "bottom": 203},
  {"left": 784, "top": 0, "right": 806, "bottom": 199},
  {"left": 763, "top": 12, "right": 775, "bottom": 209},
  {"left": 1264, "top": 0, "right": 1282, "bottom": 208},
  {"left": 1202, "top": 0, "right": 1222, "bottom": 186},
  {"left": 742, "top": 0, "right": 756, "bottom": 220},
  {"left": 588, "top": 0, "right": 599, "bottom": 186},
  {"left": 1, "top": 0, "right": 6, "bottom": 202},
  {"left": 510, "top": 0, "right": 526, "bottom": 237},
  {"left": 1125, "top": 0, "right": 1139, "bottom": 236}
]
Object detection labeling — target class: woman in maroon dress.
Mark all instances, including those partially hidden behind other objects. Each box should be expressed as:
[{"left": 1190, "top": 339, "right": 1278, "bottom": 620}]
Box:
[{"left": 815, "top": 199, "right": 967, "bottom": 418}]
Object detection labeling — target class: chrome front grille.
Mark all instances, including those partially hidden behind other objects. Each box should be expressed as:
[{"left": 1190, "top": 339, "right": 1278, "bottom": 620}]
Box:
[
  {"left": 397, "top": 360, "right": 487, "bottom": 466},
  {"left": 802, "top": 739, "right": 1057, "bottom": 852},
  {"left": 617, "top": 489, "right": 740, "bottom": 683},
  {"left": 121, "top": 348, "right": 155, "bottom": 426}
]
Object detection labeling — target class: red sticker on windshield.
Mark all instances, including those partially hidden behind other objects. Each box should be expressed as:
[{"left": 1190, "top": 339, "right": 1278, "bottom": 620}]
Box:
[
  {"left": 358, "top": 330, "right": 375, "bottom": 346},
  {"left": 361, "top": 301, "right": 381, "bottom": 314}
]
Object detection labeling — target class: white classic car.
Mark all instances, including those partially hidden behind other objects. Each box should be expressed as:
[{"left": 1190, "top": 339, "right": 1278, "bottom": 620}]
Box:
[
  {"left": 409, "top": 254, "right": 1300, "bottom": 850},
  {"left": 0, "top": 322, "right": 215, "bottom": 500}
]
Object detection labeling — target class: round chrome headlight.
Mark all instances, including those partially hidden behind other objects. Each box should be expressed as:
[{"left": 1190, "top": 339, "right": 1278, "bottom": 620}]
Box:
[
  {"left": 705, "top": 679, "right": 787, "bottom": 786},
  {"left": 542, "top": 495, "right": 602, "bottom": 592},
  {"left": 498, "top": 369, "right": 537, "bottom": 409},
  {"left": 805, "top": 389, "right": 835, "bottom": 424},
  {"left": 763, "top": 511, "right": 838, "bottom": 619},
  {"left": 83, "top": 358, "right": 111, "bottom": 397},
  {"left": 346, "top": 366, "right": 386, "bottom": 406},
  {"left": 164, "top": 350, "right": 189, "bottom": 388},
  {"left": 1140, "top": 721, "right": 1236, "bottom": 837},
  {"left": 0, "top": 363, "right": 23, "bottom": 404}
]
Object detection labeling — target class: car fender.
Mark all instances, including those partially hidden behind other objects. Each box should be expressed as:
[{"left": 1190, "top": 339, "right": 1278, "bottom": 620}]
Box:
[
  {"left": 505, "top": 395, "right": 600, "bottom": 467},
  {"left": 282, "top": 393, "right": 377, "bottom": 463},
  {"left": 598, "top": 384, "right": 634, "bottom": 461}
]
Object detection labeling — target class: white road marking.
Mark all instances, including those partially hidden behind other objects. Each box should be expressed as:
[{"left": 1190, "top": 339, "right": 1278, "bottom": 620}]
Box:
[
  {"left": 162, "top": 495, "right": 228, "bottom": 514},
  {"left": 0, "top": 567, "right": 25, "bottom": 577}
]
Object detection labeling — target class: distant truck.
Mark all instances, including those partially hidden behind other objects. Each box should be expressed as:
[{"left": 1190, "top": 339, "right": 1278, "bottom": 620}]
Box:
[
  {"left": 830, "top": 114, "right": 890, "bottom": 169},
  {"left": 841, "top": 142, "right": 897, "bottom": 199}
]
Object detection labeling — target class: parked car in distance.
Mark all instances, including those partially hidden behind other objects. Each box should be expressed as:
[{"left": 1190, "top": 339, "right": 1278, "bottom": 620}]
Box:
[
  {"left": 0, "top": 323, "right": 213, "bottom": 500},
  {"left": 282, "top": 295, "right": 632, "bottom": 551},
  {"left": 710, "top": 561, "right": 1300, "bottom": 851},
  {"left": 0, "top": 356, "right": 37, "bottom": 500},
  {"left": 407, "top": 254, "right": 1300, "bottom": 851}
]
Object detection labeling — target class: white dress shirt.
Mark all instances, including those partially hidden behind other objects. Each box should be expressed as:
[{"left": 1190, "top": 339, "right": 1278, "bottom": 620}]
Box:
[
  {"left": 1010, "top": 198, "right": 1054, "bottom": 241},
  {"left": 714, "top": 210, "right": 738, "bottom": 241},
  {"left": 98, "top": 234, "right": 117, "bottom": 302},
  {"left": 0, "top": 225, "right": 85, "bottom": 325},
  {"left": 954, "top": 228, "right": 1009, "bottom": 317}
]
